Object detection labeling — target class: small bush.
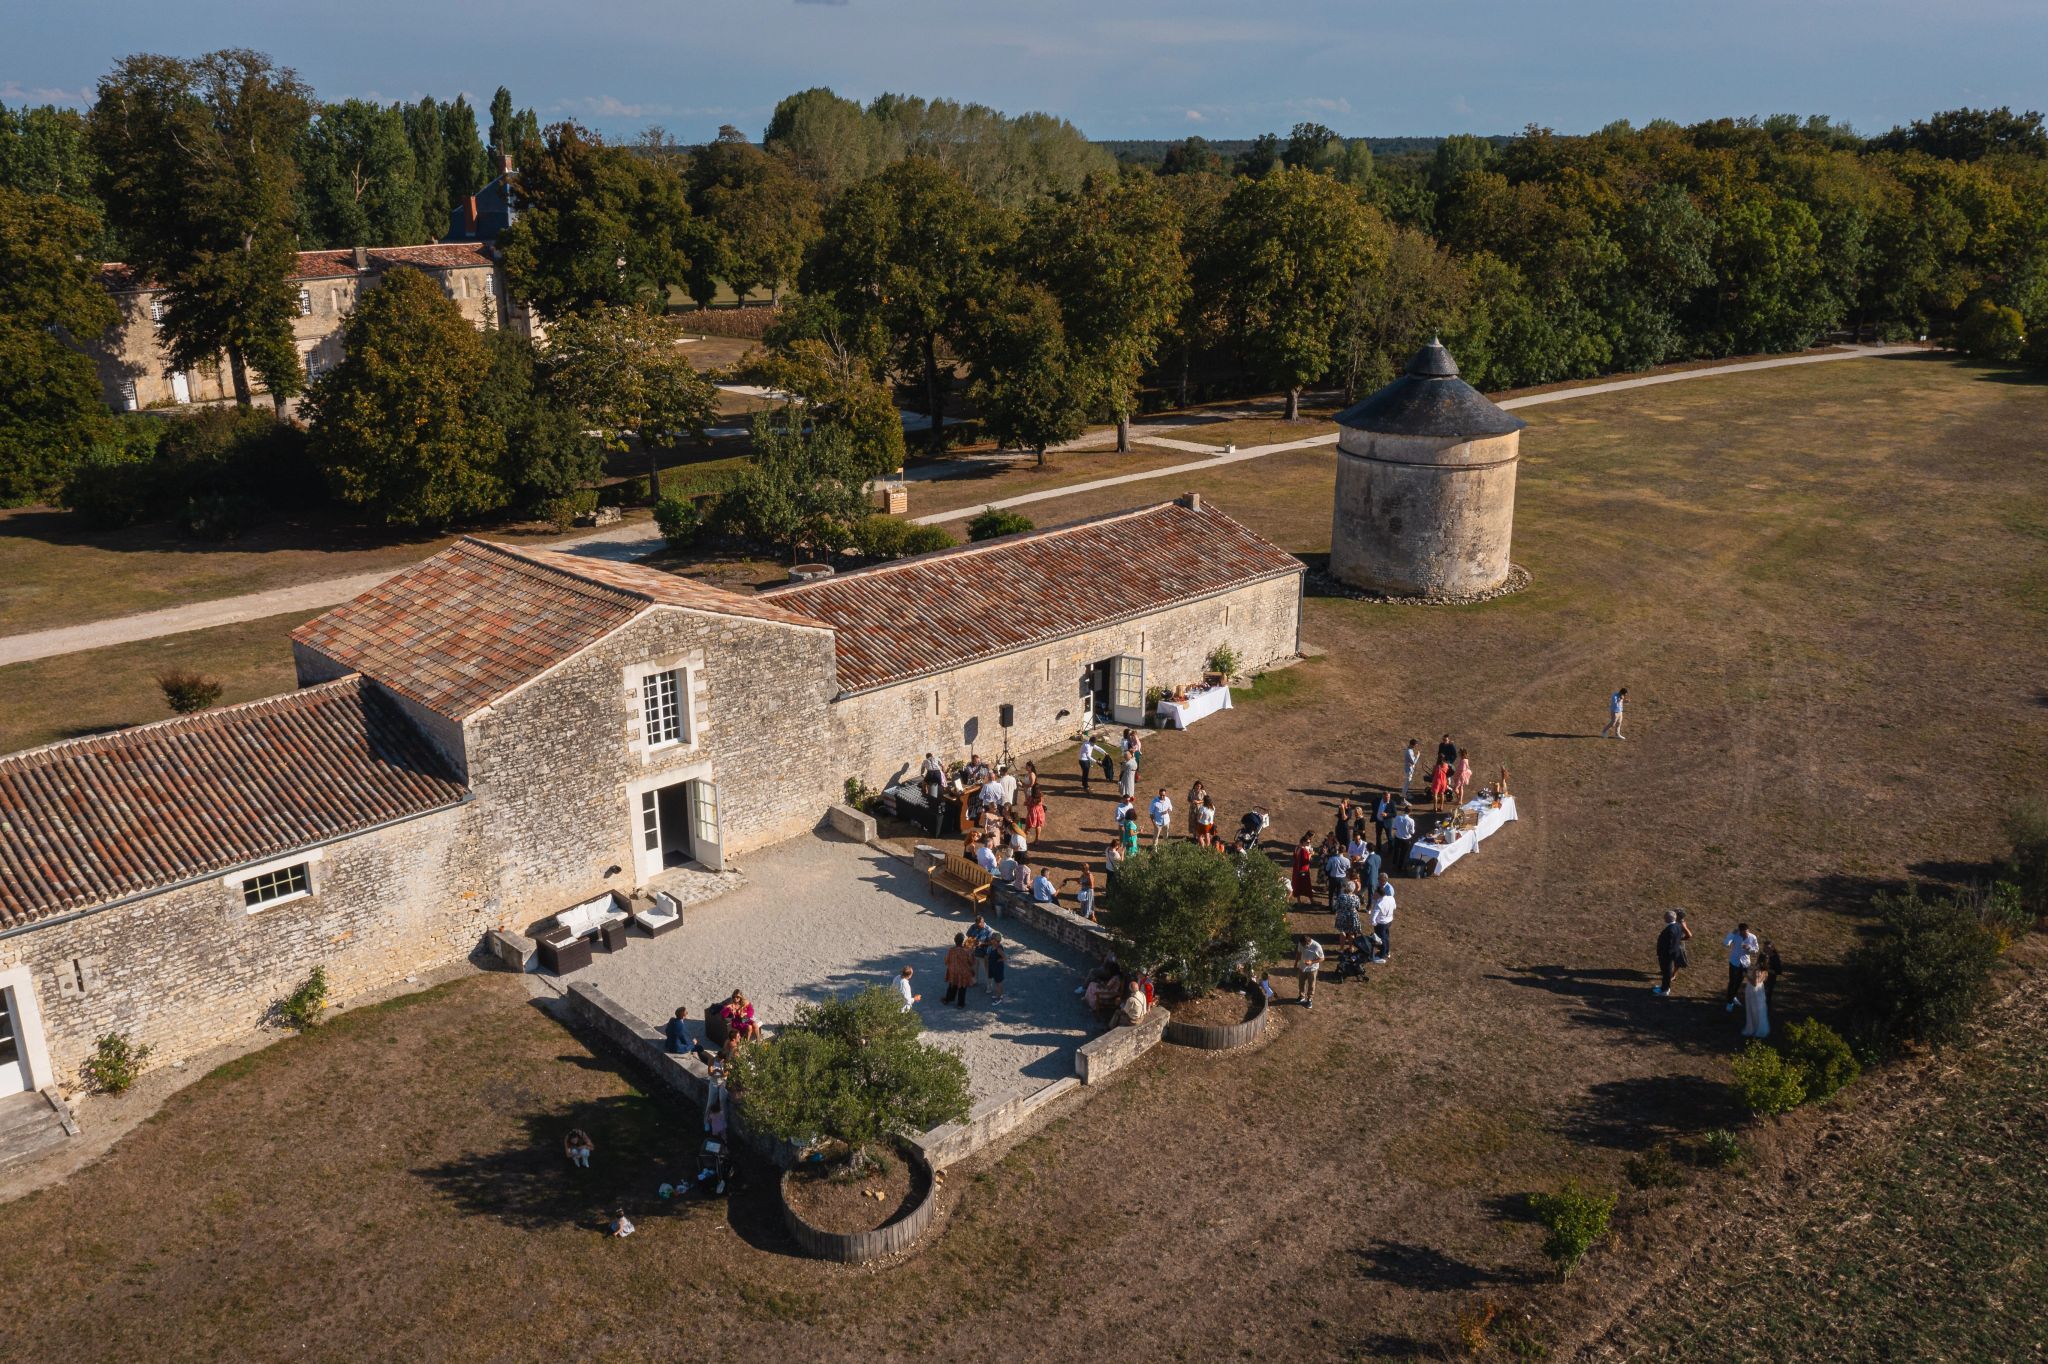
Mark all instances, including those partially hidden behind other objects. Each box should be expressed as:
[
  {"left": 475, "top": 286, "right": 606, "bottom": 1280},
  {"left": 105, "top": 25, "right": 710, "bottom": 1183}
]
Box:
[
  {"left": 63, "top": 443, "right": 167, "bottom": 529},
  {"left": 1525, "top": 1182, "right": 1615, "bottom": 1280},
  {"left": 2003, "top": 798, "right": 2048, "bottom": 916},
  {"left": 654, "top": 495, "right": 702, "bottom": 549},
  {"left": 181, "top": 491, "right": 262, "bottom": 541},
  {"left": 898, "top": 524, "right": 958, "bottom": 555},
  {"left": 1846, "top": 888, "right": 2002, "bottom": 1053},
  {"left": 1694, "top": 1128, "right": 1744, "bottom": 1168},
  {"left": 1623, "top": 1145, "right": 1686, "bottom": 1190},
  {"left": 274, "top": 966, "right": 329, "bottom": 1031},
  {"left": 80, "top": 1031, "right": 152, "bottom": 1094},
  {"left": 156, "top": 669, "right": 224, "bottom": 714},
  {"left": 1731, "top": 1039, "right": 1806, "bottom": 1115},
  {"left": 1206, "top": 643, "right": 1240, "bottom": 678},
  {"left": 1956, "top": 298, "right": 2026, "bottom": 361},
  {"left": 1777, "top": 1017, "right": 1860, "bottom": 1102},
  {"left": 966, "top": 507, "right": 1034, "bottom": 541},
  {"left": 540, "top": 489, "right": 599, "bottom": 532},
  {"left": 1977, "top": 881, "right": 2036, "bottom": 947},
  {"left": 852, "top": 513, "right": 909, "bottom": 559},
  {"left": 844, "top": 776, "right": 874, "bottom": 810}
]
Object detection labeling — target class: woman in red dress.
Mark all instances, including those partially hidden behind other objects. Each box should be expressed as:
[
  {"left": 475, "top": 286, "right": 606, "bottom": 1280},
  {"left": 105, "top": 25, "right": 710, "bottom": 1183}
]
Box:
[
  {"left": 1025, "top": 786, "right": 1047, "bottom": 838},
  {"left": 1290, "top": 833, "right": 1316, "bottom": 905},
  {"left": 1429, "top": 760, "right": 1451, "bottom": 810}
]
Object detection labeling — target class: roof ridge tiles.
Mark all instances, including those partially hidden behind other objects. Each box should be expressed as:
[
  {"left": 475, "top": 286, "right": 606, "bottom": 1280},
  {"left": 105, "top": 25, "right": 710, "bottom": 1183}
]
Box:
[{"left": 0, "top": 675, "right": 369, "bottom": 769}]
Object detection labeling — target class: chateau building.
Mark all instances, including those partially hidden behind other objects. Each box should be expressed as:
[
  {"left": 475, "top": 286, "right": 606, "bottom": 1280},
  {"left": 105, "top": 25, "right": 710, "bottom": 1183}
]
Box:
[{"left": 0, "top": 497, "right": 1302, "bottom": 1136}]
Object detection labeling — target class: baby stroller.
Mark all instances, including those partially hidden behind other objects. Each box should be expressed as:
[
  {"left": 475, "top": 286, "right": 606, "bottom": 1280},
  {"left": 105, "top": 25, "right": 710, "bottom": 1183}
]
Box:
[
  {"left": 1335, "top": 934, "right": 1371, "bottom": 980},
  {"left": 690, "top": 1133, "right": 732, "bottom": 1198}
]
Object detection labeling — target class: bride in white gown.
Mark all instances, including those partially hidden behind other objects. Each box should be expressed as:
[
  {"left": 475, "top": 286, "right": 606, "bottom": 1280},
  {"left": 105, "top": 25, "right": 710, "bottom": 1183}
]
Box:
[{"left": 1740, "top": 963, "right": 1771, "bottom": 1039}]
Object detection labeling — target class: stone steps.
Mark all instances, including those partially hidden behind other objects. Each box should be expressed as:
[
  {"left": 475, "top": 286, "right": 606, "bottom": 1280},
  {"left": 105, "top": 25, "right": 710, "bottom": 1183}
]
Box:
[{"left": 0, "top": 1090, "right": 74, "bottom": 1174}]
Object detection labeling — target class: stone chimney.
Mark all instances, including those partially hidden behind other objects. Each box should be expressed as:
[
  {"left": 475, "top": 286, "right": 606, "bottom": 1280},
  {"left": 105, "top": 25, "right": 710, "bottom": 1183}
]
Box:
[
  {"left": 1178, "top": 491, "right": 1204, "bottom": 512},
  {"left": 352, "top": 245, "right": 369, "bottom": 272}
]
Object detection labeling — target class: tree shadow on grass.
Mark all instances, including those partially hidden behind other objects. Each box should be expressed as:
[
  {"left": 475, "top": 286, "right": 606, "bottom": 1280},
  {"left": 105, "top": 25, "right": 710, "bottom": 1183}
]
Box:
[
  {"left": 1507, "top": 731, "right": 1595, "bottom": 741},
  {"left": 1487, "top": 964, "right": 1731, "bottom": 1058},
  {"left": 1562, "top": 1072, "right": 1742, "bottom": 1150},
  {"left": 1350, "top": 1239, "right": 1538, "bottom": 1292}
]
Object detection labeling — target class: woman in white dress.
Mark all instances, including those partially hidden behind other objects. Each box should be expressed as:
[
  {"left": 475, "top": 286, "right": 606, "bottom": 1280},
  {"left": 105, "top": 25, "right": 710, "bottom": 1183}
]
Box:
[{"left": 1741, "top": 963, "right": 1771, "bottom": 1039}]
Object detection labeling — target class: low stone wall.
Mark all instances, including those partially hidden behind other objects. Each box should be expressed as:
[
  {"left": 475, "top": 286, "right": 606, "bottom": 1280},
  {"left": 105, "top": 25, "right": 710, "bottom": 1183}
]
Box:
[
  {"left": 994, "top": 895, "right": 1119, "bottom": 962},
  {"left": 483, "top": 929, "right": 533, "bottom": 971},
  {"left": 1162, "top": 988, "right": 1270, "bottom": 1050},
  {"left": 824, "top": 803, "right": 878, "bottom": 843},
  {"left": 1074, "top": 1006, "right": 1170, "bottom": 1084},
  {"left": 915, "top": 1076, "right": 1081, "bottom": 1169},
  {"left": 780, "top": 1144, "right": 938, "bottom": 1264}
]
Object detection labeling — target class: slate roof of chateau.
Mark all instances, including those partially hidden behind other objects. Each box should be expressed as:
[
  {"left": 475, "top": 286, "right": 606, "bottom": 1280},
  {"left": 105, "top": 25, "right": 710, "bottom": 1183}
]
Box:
[
  {"left": 292, "top": 538, "right": 830, "bottom": 721},
  {"left": 100, "top": 243, "right": 495, "bottom": 292},
  {"left": 0, "top": 677, "right": 468, "bottom": 929},
  {"left": 761, "top": 497, "right": 1304, "bottom": 694},
  {"left": 1334, "top": 338, "right": 1526, "bottom": 440}
]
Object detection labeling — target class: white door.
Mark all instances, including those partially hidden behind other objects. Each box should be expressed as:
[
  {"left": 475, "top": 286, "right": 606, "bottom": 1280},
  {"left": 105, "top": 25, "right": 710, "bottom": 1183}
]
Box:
[
  {"left": 0, "top": 986, "right": 28, "bottom": 1098},
  {"left": 688, "top": 779, "right": 724, "bottom": 871},
  {"left": 1109, "top": 653, "right": 1147, "bottom": 727},
  {"left": 636, "top": 788, "right": 663, "bottom": 881},
  {"left": 170, "top": 371, "right": 192, "bottom": 404}
]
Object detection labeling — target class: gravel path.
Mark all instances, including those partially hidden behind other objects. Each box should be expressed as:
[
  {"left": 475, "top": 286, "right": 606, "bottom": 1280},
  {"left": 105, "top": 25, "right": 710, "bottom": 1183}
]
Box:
[{"left": 563, "top": 834, "right": 1097, "bottom": 1106}]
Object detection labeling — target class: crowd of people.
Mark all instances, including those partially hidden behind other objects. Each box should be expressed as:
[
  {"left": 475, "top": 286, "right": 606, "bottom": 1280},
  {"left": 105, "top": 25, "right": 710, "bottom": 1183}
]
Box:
[{"left": 1651, "top": 909, "right": 1784, "bottom": 1037}]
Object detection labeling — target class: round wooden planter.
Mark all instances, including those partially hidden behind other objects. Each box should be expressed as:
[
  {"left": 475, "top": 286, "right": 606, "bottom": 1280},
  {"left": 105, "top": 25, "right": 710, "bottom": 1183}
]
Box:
[
  {"left": 1162, "top": 987, "right": 1270, "bottom": 1050},
  {"left": 779, "top": 1145, "right": 939, "bottom": 1264}
]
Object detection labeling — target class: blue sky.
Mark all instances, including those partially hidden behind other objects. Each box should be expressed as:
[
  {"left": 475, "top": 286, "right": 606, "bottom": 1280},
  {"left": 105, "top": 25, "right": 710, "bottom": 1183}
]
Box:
[{"left": 7, "top": 0, "right": 2044, "bottom": 142}]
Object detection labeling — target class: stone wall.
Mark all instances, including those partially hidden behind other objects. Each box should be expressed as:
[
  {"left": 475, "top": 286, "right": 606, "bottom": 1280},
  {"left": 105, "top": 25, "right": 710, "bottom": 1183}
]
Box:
[
  {"left": 1329, "top": 428, "right": 1520, "bottom": 597},
  {"left": 0, "top": 801, "right": 489, "bottom": 1087},
  {"left": 468, "top": 605, "right": 841, "bottom": 925},
  {"left": 830, "top": 572, "right": 1302, "bottom": 792},
  {"left": 1074, "top": 1006, "right": 1169, "bottom": 1083}
]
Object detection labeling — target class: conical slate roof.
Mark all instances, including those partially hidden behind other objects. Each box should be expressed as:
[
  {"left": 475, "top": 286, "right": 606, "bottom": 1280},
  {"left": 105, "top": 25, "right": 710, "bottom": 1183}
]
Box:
[{"left": 1334, "top": 339, "right": 1526, "bottom": 439}]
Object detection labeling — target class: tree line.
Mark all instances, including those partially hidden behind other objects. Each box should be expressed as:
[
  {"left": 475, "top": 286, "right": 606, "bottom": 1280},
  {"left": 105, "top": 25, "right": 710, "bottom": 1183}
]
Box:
[{"left": 3, "top": 47, "right": 2046, "bottom": 537}]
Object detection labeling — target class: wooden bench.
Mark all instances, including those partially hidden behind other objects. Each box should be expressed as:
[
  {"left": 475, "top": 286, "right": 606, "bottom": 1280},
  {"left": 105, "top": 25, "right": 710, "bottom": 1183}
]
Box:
[{"left": 928, "top": 852, "right": 992, "bottom": 909}]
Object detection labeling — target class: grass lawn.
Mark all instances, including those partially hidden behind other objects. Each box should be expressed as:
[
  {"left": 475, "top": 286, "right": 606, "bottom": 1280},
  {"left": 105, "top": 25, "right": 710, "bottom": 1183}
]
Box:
[
  {"left": 0, "top": 610, "right": 304, "bottom": 752},
  {"left": 1, "top": 354, "right": 2043, "bottom": 1360}
]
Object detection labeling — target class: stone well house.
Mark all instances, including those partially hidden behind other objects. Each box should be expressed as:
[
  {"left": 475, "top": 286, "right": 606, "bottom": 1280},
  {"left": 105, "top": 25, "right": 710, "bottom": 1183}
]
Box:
[
  {"left": 90, "top": 243, "right": 517, "bottom": 413},
  {"left": 0, "top": 496, "right": 1302, "bottom": 1142}
]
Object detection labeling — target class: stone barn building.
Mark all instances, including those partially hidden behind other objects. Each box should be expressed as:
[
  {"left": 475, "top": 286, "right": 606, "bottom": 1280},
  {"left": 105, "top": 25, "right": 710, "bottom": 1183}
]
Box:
[
  {"left": 1328, "top": 339, "right": 1526, "bottom": 598},
  {"left": 0, "top": 496, "right": 1300, "bottom": 1138}
]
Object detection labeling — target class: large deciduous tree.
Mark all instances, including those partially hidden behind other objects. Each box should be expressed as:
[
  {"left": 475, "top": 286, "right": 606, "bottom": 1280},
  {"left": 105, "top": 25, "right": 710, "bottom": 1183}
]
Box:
[
  {"left": 685, "top": 127, "right": 821, "bottom": 304},
  {"left": 0, "top": 186, "right": 118, "bottom": 502},
  {"left": 304, "top": 267, "right": 505, "bottom": 526},
  {"left": 964, "top": 282, "right": 1094, "bottom": 464},
  {"left": 90, "top": 48, "right": 313, "bottom": 409},
  {"left": 1213, "top": 166, "right": 1383, "bottom": 418},
  {"left": 543, "top": 306, "right": 716, "bottom": 498},
  {"left": 497, "top": 122, "right": 696, "bottom": 317},
  {"left": 803, "top": 156, "right": 1003, "bottom": 451},
  {"left": 747, "top": 332, "right": 906, "bottom": 477},
  {"left": 726, "top": 408, "right": 876, "bottom": 564},
  {"left": 301, "top": 99, "right": 424, "bottom": 248},
  {"left": 1020, "top": 174, "right": 1188, "bottom": 450}
]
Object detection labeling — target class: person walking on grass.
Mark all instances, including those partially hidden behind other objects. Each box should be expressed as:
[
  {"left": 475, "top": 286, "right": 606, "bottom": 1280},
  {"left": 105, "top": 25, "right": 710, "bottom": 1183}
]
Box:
[
  {"left": 1402, "top": 740, "right": 1420, "bottom": 800},
  {"left": 1723, "top": 922, "right": 1758, "bottom": 1011},
  {"left": 1291, "top": 832, "right": 1317, "bottom": 905},
  {"left": 1297, "top": 935, "right": 1325, "bottom": 1009},
  {"left": 1652, "top": 909, "right": 1692, "bottom": 995},
  {"left": 1371, "top": 881, "right": 1396, "bottom": 962},
  {"left": 1149, "top": 788, "right": 1174, "bottom": 847},
  {"left": 1078, "top": 736, "right": 1102, "bottom": 792},
  {"left": 1741, "top": 961, "right": 1772, "bottom": 1039},
  {"left": 1602, "top": 687, "right": 1629, "bottom": 740}
]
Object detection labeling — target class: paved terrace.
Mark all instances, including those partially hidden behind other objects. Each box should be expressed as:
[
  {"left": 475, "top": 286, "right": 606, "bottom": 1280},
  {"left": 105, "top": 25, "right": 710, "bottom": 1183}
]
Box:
[{"left": 558, "top": 833, "right": 1098, "bottom": 1106}]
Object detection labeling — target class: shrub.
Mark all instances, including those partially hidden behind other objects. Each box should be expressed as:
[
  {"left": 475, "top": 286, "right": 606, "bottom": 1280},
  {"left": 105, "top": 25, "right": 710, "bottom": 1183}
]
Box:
[
  {"left": 1956, "top": 298, "right": 2026, "bottom": 360},
  {"left": 1846, "top": 889, "right": 2001, "bottom": 1052},
  {"left": 843, "top": 776, "right": 875, "bottom": 810},
  {"left": 898, "top": 524, "right": 958, "bottom": 555},
  {"left": 725, "top": 985, "right": 970, "bottom": 1167},
  {"left": 1623, "top": 1145, "right": 1685, "bottom": 1190},
  {"left": 63, "top": 441, "right": 168, "bottom": 529},
  {"left": 1206, "top": 643, "right": 1241, "bottom": 678},
  {"left": 1777, "top": 1017, "right": 1860, "bottom": 1102},
  {"left": 1101, "top": 841, "right": 1294, "bottom": 997},
  {"left": 966, "top": 507, "right": 1034, "bottom": 541},
  {"left": 852, "top": 513, "right": 909, "bottom": 559},
  {"left": 540, "top": 488, "right": 599, "bottom": 533},
  {"left": 1525, "top": 1182, "right": 1615, "bottom": 1280},
  {"left": 654, "top": 495, "right": 702, "bottom": 549},
  {"left": 180, "top": 491, "right": 262, "bottom": 541},
  {"left": 1694, "top": 1128, "right": 1743, "bottom": 1168},
  {"left": 80, "top": 1031, "right": 152, "bottom": 1094},
  {"left": 2000, "top": 797, "right": 2048, "bottom": 918},
  {"left": 274, "top": 966, "right": 329, "bottom": 1032},
  {"left": 1976, "top": 881, "right": 2036, "bottom": 948},
  {"left": 156, "top": 669, "right": 224, "bottom": 714},
  {"left": 1731, "top": 1039, "right": 1806, "bottom": 1115}
]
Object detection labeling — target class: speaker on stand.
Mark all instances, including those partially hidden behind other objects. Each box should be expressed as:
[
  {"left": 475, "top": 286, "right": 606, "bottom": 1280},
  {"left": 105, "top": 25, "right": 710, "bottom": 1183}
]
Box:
[{"left": 998, "top": 703, "right": 1015, "bottom": 767}]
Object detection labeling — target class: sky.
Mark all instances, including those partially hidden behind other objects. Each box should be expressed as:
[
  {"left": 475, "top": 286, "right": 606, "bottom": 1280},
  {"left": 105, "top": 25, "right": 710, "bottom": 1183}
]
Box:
[{"left": 6, "top": 0, "right": 2046, "bottom": 143}]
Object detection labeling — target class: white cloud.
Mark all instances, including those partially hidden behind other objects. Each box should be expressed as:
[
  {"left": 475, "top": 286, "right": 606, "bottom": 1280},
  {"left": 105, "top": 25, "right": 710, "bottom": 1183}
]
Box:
[
  {"left": 1451, "top": 94, "right": 1474, "bottom": 117},
  {"left": 1, "top": 80, "right": 93, "bottom": 107},
  {"left": 1184, "top": 109, "right": 1205, "bottom": 123}
]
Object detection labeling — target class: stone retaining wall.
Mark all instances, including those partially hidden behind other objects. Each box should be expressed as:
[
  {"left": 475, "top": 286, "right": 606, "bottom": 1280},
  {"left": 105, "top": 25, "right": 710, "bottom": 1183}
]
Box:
[
  {"left": 993, "top": 894, "right": 1119, "bottom": 961},
  {"left": 915, "top": 1076, "right": 1081, "bottom": 1168},
  {"left": 1074, "top": 1006, "right": 1169, "bottom": 1083},
  {"left": 780, "top": 1145, "right": 938, "bottom": 1264},
  {"left": 1161, "top": 988, "right": 1270, "bottom": 1050}
]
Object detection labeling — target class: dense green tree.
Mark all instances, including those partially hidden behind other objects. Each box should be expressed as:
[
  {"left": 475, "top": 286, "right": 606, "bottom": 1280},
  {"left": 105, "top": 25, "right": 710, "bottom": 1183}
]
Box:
[
  {"left": 0, "top": 104, "right": 107, "bottom": 250},
  {"left": 472, "top": 326, "right": 600, "bottom": 509},
  {"left": 405, "top": 98, "right": 450, "bottom": 243},
  {"left": 487, "top": 86, "right": 540, "bottom": 163},
  {"left": 1875, "top": 107, "right": 2048, "bottom": 162},
  {"left": 686, "top": 126, "right": 821, "bottom": 303},
  {"left": 301, "top": 99, "right": 423, "bottom": 248},
  {"left": 1020, "top": 174, "right": 1188, "bottom": 449},
  {"left": 0, "top": 186, "right": 119, "bottom": 502},
  {"left": 803, "top": 157, "right": 1004, "bottom": 450},
  {"left": 1955, "top": 297, "right": 2026, "bottom": 358},
  {"left": 1160, "top": 171, "right": 1234, "bottom": 406},
  {"left": 1213, "top": 166, "right": 1383, "bottom": 417},
  {"left": 443, "top": 95, "right": 490, "bottom": 200},
  {"left": 1336, "top": 222, "right": 1469, "bottom": 398},
  {"left": 1158, "top": 135, "right": 1222, "bottom": 176},
  {"left": 1101, "top": 842, "right": 1294, "bottom": 997},
  {"left": 497, "top": 122, "right": 695, "bottom": 316},
  {"left": 1235, "top": 132, "right": 1281, "bottom": 180},
  {"left": 726, "top": 407, "right": 875, "bottom": 562},
  {"left": 964, "top": 281, "right": 1094, "bottom": 464},
  {"left": 747, "top": 334, "right": 905, "bottom": 477},
  {"left": 763, "top": 87, "right": 885, "bottom": 197},
  {"left": 90, "top": 49, "right": 312, "bottom": 408},
  {"left": 543, "top": 306, "right": 716, "bottom": 497},
  {"left": 304, "top": 267, "right": 504, "bottom": 526}
]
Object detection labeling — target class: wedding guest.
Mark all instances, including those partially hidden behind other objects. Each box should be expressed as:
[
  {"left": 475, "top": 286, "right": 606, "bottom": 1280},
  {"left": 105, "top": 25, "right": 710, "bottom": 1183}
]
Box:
[
  {"left": 1652, "top": 909, "right": 1692, "bottom": 996},
  {"left": 1291, "top": 833, "right": 1317, "bottom": 905}
]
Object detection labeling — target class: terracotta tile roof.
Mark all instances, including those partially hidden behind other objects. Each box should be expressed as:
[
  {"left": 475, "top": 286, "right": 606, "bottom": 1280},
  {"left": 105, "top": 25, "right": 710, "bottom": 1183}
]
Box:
[
  {"left": 292, "top": 538, "right": 829, "bottom": 720},
  {"left": 0, "top": 677, "right": 467, "bottom": 929},
  {"left": 762, "top": 497, "right": 1303, "bottom": 693},
  {"left": 100, "top": 243, "right": 495, "bottom": 291}
]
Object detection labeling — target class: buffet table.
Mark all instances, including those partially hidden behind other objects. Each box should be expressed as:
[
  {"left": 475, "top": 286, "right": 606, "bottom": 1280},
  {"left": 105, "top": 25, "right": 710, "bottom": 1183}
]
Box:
[
  {"left": 1155, "top": 686, "right": 1232, "bottom": 730},
  {"left": 1408, "top": 795, "right": 1519, "bottom": 876}
]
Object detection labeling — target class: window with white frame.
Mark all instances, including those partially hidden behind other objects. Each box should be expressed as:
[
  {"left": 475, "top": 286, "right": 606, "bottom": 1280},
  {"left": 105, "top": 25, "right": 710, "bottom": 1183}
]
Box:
[
  {"left": 149, "top": 297, "right": 165, "bottom": 325},
  {"left": 118, "top": 379, "right": 138, "bottom": 411},
  {"left": 242, "top": 862, "right": 310, "bottom": 910},
  {"left": 298, "top": 288, "right": 313, "bottom": 315},
  {"left": 640, "top": 668, "right": 687, "bottom": 747}
]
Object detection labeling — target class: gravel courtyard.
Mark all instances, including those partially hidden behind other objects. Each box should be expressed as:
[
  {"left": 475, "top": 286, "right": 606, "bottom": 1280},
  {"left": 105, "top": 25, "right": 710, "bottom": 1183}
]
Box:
[{"left": 566, "top": 833, "right": 1098, "bottom": 1105}]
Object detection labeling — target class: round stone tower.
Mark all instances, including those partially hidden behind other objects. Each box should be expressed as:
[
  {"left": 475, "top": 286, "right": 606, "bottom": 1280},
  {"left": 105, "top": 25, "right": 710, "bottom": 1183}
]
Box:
[{"left": 1328, "top": 339, "right": 1526, "bottom": 599}]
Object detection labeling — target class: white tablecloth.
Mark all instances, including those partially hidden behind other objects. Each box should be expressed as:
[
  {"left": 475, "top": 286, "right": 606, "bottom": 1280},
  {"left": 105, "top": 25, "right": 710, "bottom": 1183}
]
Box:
[
  {"left": 1156, "top": 686, "right": 1232, "bottom": 730},
  {"left": 1408, "top": 796, "right": 1518, "bottom": 875}
]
